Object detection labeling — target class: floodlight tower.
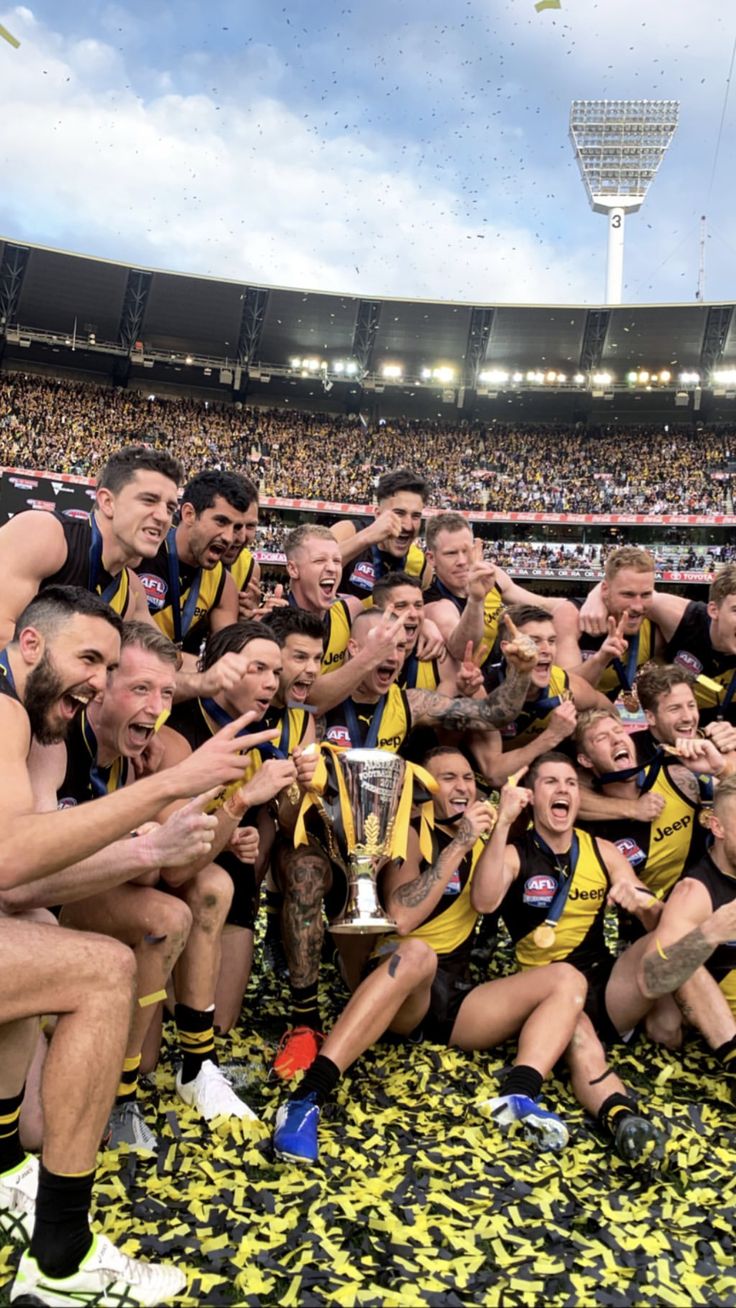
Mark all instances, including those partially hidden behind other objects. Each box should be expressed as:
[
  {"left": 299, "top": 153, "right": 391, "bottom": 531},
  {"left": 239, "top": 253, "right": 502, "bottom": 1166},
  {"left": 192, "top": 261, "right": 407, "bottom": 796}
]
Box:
[{"left": 569, "top": 100, "right": 679, "bottom": 305}]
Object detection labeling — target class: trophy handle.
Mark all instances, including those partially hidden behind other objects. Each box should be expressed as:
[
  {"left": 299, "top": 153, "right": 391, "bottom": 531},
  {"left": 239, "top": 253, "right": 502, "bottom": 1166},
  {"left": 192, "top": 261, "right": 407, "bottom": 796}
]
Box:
[{"left": 329, "top": 854, "right": 398, "bottom": 935}]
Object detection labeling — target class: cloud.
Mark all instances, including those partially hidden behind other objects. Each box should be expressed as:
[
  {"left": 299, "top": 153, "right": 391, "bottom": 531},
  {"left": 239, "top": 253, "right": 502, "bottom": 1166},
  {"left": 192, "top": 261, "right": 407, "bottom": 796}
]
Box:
[{"left": 0, "top": 1, "right": 734, "bottom": 305}]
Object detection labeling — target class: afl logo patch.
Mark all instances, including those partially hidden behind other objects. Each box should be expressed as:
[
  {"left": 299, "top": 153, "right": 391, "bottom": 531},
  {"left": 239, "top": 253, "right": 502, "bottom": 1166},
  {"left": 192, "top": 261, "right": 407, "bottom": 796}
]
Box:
[
  {"left": 674, "top": 650, "right": 703, "bottom": 676},
  {"left": 522, "top": 874, "right": 557, "bottom": 906},
  {"left": 615, "top": 836, "right": 647, "bottom": 867},
  {"left": 57, "top": 797, "right": 78, "bottom": 809},
  {"left": 139, "top": 574, "right": 168, "bottom": 611},
  {"left": 326, "top": 725, "right": 352, "bottom": 747},
  {"left": 349, "top": 560, "right": 375, "bottom": 591}
]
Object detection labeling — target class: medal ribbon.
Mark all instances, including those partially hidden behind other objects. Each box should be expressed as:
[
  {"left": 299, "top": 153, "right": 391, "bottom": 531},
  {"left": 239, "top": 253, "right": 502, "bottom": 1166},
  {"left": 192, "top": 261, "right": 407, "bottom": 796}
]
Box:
[
  {"left": 200, "top": 697, "right": 288, "bottom": 759},
  {"left": 532, "top": 831, "right": 580, "bottom": 932},
  {"left": 165, "top": 527, "right": 202, "bottom": 647},
  {"left": 342, "top": 695, "right": 387, "bottom": 750},
  {"left": 0, "top": 650, "right": 18, "bottom": 699},
  {"left": 81, "top": 710, "right": 123, "bottom": 798},
  {"left": 611, "top": 630, "right": 640, "bottom": 693},
  {"left": 88, "top": 517, "right": 124, "bottom": 606}
]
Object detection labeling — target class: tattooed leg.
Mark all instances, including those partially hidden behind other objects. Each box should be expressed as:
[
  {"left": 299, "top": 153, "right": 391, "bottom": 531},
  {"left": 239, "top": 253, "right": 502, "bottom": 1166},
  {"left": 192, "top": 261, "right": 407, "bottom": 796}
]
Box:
[{"left": 280, "top": 846, "right": 332, "bottom": 990}]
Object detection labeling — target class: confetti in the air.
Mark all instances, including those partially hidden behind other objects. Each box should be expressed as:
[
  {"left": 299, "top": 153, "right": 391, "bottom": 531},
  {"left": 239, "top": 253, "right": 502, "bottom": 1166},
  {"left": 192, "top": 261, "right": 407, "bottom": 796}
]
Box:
[
  {"left": 534, "top": 0, "right": 561, "bottom": 10},
  {"left": 0, "top": 22, "right": 20, "bottom": 47}
]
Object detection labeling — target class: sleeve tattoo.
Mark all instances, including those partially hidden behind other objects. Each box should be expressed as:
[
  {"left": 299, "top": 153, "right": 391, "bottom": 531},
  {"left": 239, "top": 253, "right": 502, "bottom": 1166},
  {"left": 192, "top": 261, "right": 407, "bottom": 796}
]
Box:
[
  {"left": 408, "top": 665, "right": 532, "bottom": 732},
  {"left": 393, "top": 827, "right": 470, "bottom": 909},
  {"left": 642, "top": 926, "right": 715, "bottom": 996}
]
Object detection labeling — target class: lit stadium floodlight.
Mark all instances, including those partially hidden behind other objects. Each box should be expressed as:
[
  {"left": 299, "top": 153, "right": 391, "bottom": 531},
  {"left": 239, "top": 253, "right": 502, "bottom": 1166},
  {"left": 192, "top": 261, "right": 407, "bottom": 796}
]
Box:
[
  {"left": 680, "top": 370, "right": 700, "bottom": 385},
  {"left": 381, "top": 363, "right": 403, "bottom": 380},
  {"left": 713, "top": 368, "right": 736, "bottom": 386},
  {"left": 569, "top": 100, "right": 679, "bottom": 305},
  {"left": 478, "top": 368, "right": 510, "bottom": 385}
]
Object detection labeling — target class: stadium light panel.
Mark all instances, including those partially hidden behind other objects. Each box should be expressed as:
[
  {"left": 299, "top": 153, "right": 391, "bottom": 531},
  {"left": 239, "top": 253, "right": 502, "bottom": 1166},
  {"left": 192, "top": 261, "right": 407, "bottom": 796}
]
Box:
[
  {"left": 573, "top": 373, "right": 586, "bottom": 385},
  {"left": 569, "top": 99, "right": 679, "bottom": 304},
  {"left": 592, "top": 371, "right": 613, "bottom": 385},
  {"left": 659, "top": 369, "right": 671, "bottom": 383},
  {"left": 478, "top": 369, "right": 509, "bottom": 385},
  {"left": 713, "top": 369, "right": 736, "bottom": 386},
  {"left": 381, "top": 364, "right": 403, "bottom": 380},
  {"left": 679, "top": 370, "right": 700, "bottom": 385},
  {"left": 512, "top": 371, "right": 523, "bottom": 383},
  {"left": 420, "top": 367, "right": 432, "bottom": 380}
]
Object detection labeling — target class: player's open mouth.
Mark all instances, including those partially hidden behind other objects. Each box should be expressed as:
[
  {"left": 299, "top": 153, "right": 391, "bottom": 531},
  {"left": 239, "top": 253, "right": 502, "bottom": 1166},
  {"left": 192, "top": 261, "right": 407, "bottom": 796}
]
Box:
[
  {"left": 128, "top": 721, "right": 155, "bottom": 746},
  {"left": 60, "top": 689, "right": 94, "bottom": 717},
  {"left": 613, "top": 746, "right": 630, "bottom": 764},
  {"left": 290, "top": 678, "right": 313, "bottom": 700},
  {"left": 376, "top": 663, "right": 395, "bottom": 683},
  {"left": 254, "top": 698, "right": 272, "bottom": 715},
  {"left": 319, "top": 579, "right": 336, "bottom": 597},
  {"left": 448, "top": 797, "right": 469, "bottom": 812},
  {"left": 674, "top": 725, "right": 696, "bottom": 736},
  {"left": 550, "top": 799, "right": 570, "bottom": 815}
]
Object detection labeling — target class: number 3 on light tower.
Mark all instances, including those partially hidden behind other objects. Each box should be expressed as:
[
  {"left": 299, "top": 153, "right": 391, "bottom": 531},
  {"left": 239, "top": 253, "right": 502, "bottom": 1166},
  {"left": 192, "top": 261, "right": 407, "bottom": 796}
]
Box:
[{"left": 611, "top": 213, "right": 622, "bottom": 229}]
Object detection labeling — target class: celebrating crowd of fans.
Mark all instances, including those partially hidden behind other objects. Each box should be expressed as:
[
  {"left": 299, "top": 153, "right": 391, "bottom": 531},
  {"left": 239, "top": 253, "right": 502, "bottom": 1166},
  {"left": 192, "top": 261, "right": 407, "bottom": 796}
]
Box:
[
  {"left": 3, "top": 392, "right": 736, "bottom": 1305},
  {"left": 0, "top": 372, "right": 733, "bottom": 515}
]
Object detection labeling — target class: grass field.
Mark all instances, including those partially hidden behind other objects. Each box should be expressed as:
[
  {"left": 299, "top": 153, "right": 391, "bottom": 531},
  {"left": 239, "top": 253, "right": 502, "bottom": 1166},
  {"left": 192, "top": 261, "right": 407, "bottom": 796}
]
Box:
[{"left": 2, "top": 928, "right": 736, "bottom": 1307}]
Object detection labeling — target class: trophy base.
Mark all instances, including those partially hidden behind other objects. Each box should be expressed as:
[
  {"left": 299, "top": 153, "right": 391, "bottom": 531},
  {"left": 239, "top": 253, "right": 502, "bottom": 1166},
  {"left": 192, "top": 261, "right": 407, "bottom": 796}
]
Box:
[{"left": 329, "top": 914, "right": 396, "bottom": 936}]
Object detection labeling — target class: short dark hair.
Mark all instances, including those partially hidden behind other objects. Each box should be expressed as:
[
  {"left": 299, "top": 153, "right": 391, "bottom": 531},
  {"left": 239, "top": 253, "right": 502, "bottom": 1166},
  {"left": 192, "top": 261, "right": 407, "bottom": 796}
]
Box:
[
  {"left": 201, "top": 620, "right": 280, "bottom": 671},
  {"left": 15, "top": 585, "right": 124, "bottom": 642},
  {"left": 260, "top": 607, "right": 326, "bottom": 647},
  {"left": 527, "top": 750, "right": 577, "bottom": 788},
  {"left": 372, "top": 572, "right": 423, "bottom": 607},
  {"left": 637, "top": 664, "right": 695, "bottom": 713},
  {"left": 502, "top": 603, "right": 553, "bottom": 630},
  {"left": 97, "top": 445, "right": 183, "bottom": 494},
  {"left": 423, "top": 745, "right": 468, "bottom": 768},
  {"left": 182, "top": 470, "right": 259, "bottom": 515},
  {"left": 376, "top": 469, "right": 429, "bottom": 504}
]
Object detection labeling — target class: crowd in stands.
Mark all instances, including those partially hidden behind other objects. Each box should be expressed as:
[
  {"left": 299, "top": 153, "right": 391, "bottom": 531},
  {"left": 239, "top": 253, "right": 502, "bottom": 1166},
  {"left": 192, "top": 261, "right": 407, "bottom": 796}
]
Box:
[{"left": 1, "top": 372, "right": 733, "bottom": 516}]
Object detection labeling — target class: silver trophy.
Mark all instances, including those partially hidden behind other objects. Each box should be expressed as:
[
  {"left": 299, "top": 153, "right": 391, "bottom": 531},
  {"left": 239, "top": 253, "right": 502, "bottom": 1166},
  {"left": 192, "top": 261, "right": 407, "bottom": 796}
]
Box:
[{"left": 327, "top": 748, "right": 406, "bottom": 934}]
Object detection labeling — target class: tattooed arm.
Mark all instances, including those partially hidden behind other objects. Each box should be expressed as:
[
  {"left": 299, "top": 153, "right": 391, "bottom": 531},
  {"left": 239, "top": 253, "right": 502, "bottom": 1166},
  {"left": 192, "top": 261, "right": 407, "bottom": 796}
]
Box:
[
  {"left": 639, "top": 877, "right": 726, "bottom": 998},
  {"left": 383, "top": 803, "right": 494, "bottom": 935},
  {"left": 407, "top": 663, "right": 533, "bottom": 733}
]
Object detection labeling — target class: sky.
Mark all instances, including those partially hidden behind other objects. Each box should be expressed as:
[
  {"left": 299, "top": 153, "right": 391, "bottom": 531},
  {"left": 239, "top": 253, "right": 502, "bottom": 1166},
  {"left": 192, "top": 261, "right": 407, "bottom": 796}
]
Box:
[{"left": 1, "top": 1, "right": 735, "bottom": 306}]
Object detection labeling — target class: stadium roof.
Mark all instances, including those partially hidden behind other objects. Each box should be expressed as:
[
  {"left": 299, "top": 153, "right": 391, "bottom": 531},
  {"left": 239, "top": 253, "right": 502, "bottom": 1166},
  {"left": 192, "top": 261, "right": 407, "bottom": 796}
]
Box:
[{"left": 0, "top": 238, "right": 734, "bottom": 395}]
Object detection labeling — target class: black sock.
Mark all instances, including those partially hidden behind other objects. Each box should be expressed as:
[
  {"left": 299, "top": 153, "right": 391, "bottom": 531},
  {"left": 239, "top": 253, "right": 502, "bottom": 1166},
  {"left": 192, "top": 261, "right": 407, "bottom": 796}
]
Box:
[
  {"left": 28, "top": 1166, "right": 94, "bottom": 1279},
  {"left": 597, "top": 1091, "right": 639, "bottom": 1137},
  {"left": 292, "top": 1054, "right": 340, "bottom": 1106},
  {"left": 0, "top": 1088, "right": 26, "bottom": 1176},
  {"left": 290, "top": 982, "right": 321, "bottom": 1032},
  {"left": 175, "top": 1002, "right": 217, "bottom": 1084},
  {"left": 264, "top": 889, "right": 282, "bottom": 940},
  {"left": 502, "top": 1065, "right": 544, "bottom": 1101},
  {"left": 715, "top": 1035, "right": 736, "bottom": 1075}
]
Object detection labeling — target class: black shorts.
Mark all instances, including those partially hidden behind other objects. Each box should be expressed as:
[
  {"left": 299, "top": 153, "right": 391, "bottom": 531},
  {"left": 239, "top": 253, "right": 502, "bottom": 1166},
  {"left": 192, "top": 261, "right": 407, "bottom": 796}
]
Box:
[
  {"left": 580, "top": 953, "right": 626, "bottom": 1047},
  {"left": 214, "top": 850, "right": 258, "bottom": 931}
]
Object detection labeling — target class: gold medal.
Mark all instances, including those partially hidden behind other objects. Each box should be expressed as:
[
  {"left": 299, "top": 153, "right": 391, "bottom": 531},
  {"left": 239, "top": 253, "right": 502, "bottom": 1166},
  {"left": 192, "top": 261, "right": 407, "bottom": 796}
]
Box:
[
  {"left": 621, "top": 690, "right": 639, "bottom": 713},
  {"left": 534, "top": 923, "right": 556, "bottom": 949}
]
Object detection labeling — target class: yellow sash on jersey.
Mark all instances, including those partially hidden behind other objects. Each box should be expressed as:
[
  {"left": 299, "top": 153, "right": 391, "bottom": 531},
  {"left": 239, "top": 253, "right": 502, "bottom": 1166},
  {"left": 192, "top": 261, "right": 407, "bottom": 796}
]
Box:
[
  {"left": 152, "top": 565, "right": 224, "bottom": 642},
  {"left": 694, "top": 671, "right": 736, "bottom": 714},
  {"left": 293, "top": 743, "right": 437, "bottom": 864},
  {"left": 103, "top": 567, "right": 130, "bottom": 617},
  {"left": 719, "top": 969, "right": 736, "bottom": 1018},
  {"left": 638, "top": 765, "right": 698, "bottom": 898},
  {"left": 228, "top": 547, "right": 254, "bottom": 592},
  {"left": 321, "top": 600, "right": 351, "bottom": 675},
  {"left": 516, "top": 829, "right": 608, "bottom": 968}
]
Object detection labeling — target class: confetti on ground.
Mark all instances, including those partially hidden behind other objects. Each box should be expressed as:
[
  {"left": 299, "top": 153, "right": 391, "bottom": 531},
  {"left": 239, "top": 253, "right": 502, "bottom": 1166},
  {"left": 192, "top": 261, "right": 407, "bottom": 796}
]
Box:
[{"left": 2, "top": 926, "right": 736, "bottom": 1305}]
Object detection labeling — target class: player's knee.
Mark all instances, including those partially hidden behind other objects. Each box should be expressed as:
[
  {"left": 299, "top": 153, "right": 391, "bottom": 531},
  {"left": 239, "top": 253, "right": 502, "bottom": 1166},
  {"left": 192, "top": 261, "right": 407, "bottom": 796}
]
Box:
[
  {"left": 190, "top": 864, "right": 234, "bottom": 920},
  {"left": 95, "top": 937, "right": 137, "bottom": 1004},
  {"left": 394, "top": 938, "right": 437, "bottom": 985},
  {"left": 282, "top": 851, "right": 331, "bottom": 900},
  {"left": 551, "top": 961, "right": 588, "bottom": 1006},
  {"left": 645, "top": 1006, "right": 683, "bottom": 1050},
  {"left": 156, "top": 896, "right": 193, "bottom": 945}
]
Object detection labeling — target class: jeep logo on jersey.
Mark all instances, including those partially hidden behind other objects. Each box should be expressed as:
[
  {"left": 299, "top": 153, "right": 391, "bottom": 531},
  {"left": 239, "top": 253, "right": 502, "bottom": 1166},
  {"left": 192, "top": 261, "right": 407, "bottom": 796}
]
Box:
[
  {"left": 349, "top": 560, "right": 375, "bottom": 590},
  {"left": 139, "top": 574, "right": 168, "bottom": 611},
  {"left": 615, "top": 836, "right": 647, "bottom": 867},
  {"left": 674, "top": 650, "right": 703, "bottom": 676},
  {"left": 326, "top": 725, "right": 352, "bottom": 746},
  {"left": 522, "top": 874, "right": 557, "bottom": 906}
]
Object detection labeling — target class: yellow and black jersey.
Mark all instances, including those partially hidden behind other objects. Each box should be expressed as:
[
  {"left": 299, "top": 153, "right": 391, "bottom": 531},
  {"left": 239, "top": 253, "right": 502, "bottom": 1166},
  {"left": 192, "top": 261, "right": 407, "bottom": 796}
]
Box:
[
  {"left": 485, "top": 662, "right": 570, "bottom": 751},
  {"left": 340, "top": 540, "right": 426, "bottom": 603},
  {"left": 168, "top": 696, "right": 307, "bottom": 771},
  {"left": 399, "top": 654, "right": 441, "bottom": 691},
  {"left": 579, "top": 618, "right": 656, "bottom": 701},
  {"left": 323, "top": 683, "right": 411, "bottom": 753},
  {"left": 378, "top": 823, "right": 485, "bottom": 969},
  {"left": 686, "top": 852, "right": 736, "bottom": 1015},
  {"left": 42, "top": 514, "right": 132, "bottom": 618},
  {"left": 424, "top": 579, "right": 504, "bottom": 667},
  {"left": 580, "top": 756, "right": 703, "bottom": 901},
  {"left": 135, "top": 529, "right": 226, "bottom": 654},
  {"left": 319, "top": 598, "right": 352, "bottom": 676},
  {"left": 57, "top": 710, "right": 129, "bottom": 807},
  {"left": 665, "top": 600, "right": 736, "bottom": 726},
  {"left": 228, "top": 546, "right": 255, "bottom": 593},
  {"left": 502, "top": 827, "right": 610, "bottom": 971}
]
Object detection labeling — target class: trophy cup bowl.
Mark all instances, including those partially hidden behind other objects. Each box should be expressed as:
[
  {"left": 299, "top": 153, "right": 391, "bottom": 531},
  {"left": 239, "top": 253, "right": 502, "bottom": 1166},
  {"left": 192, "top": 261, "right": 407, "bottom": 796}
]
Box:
[{"left": 328, "top": 748, "right": 406, "bottom": 934}]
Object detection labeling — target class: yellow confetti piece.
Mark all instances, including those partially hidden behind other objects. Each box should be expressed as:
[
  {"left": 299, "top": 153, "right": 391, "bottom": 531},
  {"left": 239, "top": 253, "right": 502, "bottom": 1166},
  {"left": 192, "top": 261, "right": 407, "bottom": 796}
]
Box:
[{"left": 0, "top": 23, "right": 20, "bottom": 47}]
